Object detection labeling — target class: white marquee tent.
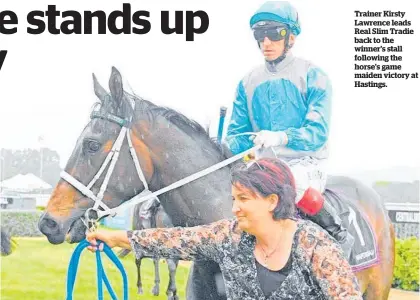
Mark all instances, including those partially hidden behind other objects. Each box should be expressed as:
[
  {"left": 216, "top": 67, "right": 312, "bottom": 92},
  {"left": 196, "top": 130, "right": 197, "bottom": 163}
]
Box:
[{"left": 0, "top": 173, "right": 52, "bottom": 191}]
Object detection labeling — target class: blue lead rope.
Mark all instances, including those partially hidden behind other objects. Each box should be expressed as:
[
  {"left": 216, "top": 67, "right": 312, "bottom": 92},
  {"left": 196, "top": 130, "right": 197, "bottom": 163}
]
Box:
[{"left": 66, "top": 239, "right": 128, "bottom": 300}]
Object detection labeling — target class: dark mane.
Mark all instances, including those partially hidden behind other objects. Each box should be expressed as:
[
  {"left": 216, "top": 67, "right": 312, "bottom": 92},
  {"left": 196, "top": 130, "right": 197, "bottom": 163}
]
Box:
[{"left": 128, "top": 93, "right": 232, "bottom": 159}]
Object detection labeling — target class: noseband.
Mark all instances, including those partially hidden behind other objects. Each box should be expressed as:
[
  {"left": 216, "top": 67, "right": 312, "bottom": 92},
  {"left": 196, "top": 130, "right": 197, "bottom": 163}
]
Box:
[{"left": 60, "top": 100, "right": 155, "bottom": 227}]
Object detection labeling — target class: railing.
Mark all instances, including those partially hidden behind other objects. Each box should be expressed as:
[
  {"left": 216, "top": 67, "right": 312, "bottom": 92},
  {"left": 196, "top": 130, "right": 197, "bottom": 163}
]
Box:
[{"left": 385, "top": 202, "right": 419, "bottom": 239}]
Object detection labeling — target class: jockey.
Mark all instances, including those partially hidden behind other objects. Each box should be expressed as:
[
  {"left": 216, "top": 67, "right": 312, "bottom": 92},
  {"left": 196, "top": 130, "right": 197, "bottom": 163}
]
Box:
[{"left": 225, "top": 1, "right": 355, "bottom": 259}]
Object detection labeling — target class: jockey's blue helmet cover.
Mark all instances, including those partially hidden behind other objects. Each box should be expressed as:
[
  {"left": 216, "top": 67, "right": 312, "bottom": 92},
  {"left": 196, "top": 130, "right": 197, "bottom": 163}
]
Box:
[{"left": 250, "top": 1, "right": 301, "bottom": 36}]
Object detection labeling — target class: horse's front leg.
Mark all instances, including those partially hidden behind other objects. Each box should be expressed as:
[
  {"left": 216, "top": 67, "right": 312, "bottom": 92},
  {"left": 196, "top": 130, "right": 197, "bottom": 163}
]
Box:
[
  {"left": 136, "top": 254, "right": 144, "bottom": 294},
  {"left": 166, "top": 258, "right": 179, "bottom": 300},
  {"left": 152, "top": 257, "right": 160, "bottom": 296}
]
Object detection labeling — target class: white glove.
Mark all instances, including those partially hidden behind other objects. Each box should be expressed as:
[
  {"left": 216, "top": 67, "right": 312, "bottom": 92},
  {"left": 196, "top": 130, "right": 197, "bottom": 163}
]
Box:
[{"left": 252, "top": 130, "right": 288, "bottom": 148}]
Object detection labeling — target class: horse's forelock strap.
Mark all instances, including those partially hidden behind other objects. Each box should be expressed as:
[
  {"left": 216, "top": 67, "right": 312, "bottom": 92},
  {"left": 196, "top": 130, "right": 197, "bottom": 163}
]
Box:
[{"left": 91, "top": 111, "right": 129, "bottom": 127}]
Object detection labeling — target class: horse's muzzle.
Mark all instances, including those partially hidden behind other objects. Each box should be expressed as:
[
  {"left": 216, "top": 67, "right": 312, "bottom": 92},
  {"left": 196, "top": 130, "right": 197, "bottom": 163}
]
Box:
[{"left": 38, "top": 212, "right": 66, "bottom": 244}]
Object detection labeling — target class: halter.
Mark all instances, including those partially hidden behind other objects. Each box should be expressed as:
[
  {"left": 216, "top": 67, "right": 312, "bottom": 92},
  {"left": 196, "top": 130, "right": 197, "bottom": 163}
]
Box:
[{"left": 60, "top": 100, "right": 260, "bottom": 228}]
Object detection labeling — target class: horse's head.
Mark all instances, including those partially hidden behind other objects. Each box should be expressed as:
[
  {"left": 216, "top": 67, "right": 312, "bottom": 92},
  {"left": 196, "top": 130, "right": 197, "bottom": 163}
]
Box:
[
  {"left": 40, "top": 66, "right": 235, "bottom": 245},
  {"left": 38, "top": 67, "right": 153, "bottom": 244}
]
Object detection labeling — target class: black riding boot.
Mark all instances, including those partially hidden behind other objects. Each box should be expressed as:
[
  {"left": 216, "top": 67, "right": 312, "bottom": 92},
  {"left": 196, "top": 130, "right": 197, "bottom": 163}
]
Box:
[{"left": 307, "top": 200, "right": 355, "bottom": 260}]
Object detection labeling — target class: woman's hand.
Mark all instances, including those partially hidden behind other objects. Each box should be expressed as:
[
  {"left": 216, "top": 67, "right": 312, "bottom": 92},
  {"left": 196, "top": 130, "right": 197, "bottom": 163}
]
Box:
[{"left": 86, "top": 229, "right": 121, "bottom": 252}]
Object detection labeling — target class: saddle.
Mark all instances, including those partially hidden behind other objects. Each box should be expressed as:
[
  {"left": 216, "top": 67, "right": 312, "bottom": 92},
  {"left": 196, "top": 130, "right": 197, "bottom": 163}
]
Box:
[{"left": 322, "top": 176, "right": 380, "bottom": 272}]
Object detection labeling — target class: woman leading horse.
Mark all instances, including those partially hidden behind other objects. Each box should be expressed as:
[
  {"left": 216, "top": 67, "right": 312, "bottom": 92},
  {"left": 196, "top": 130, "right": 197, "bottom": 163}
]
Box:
[{"left": 86, "top": 158, "right": 363, "bottom": 299}]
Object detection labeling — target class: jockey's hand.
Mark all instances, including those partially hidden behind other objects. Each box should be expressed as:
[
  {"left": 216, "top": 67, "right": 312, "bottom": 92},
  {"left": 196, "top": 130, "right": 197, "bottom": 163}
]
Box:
[
  {"left": 253, "top": 130, "right": 288, "bottom": 148},
  {"left": 243, "top": 152, "right": 255, "bottom": 162}
]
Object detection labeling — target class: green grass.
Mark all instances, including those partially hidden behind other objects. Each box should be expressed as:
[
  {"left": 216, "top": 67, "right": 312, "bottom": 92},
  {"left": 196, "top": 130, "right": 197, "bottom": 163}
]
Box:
[{"left": 1, "top": 237, "right": 191, "bottom": 300}]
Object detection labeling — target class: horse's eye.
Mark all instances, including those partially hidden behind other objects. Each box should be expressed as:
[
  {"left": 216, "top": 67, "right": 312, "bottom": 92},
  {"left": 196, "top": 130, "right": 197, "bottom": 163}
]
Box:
[
  {"left": 83, "top": 139, "right": 101, "bottom": 153},
  {"left": 89, "top": 141, "right": 100, "bottom": 152}
]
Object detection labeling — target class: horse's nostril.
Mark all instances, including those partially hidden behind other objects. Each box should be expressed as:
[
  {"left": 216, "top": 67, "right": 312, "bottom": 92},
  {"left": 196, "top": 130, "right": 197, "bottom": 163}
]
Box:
[
  {"left": 45, "top": 218, "right": 58, "bottom": 229},
  {"left": 38, "top": 213, "right": 61, "bottom": 236},
  {"left": 38, "top": 213, "right": 66, "bottom": 244}
]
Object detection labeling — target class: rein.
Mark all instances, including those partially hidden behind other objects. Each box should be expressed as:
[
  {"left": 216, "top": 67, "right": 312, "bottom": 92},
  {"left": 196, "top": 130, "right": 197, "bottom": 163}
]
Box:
[
  {"left": 66, "top": 239, "right": 128, "bottom": 300},
  {"left": 62, "top": 99, "right": 259, "bottom": 299}
]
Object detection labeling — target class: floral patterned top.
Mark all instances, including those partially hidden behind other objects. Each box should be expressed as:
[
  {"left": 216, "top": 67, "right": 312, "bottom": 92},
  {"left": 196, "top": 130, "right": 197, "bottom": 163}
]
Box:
[{"left": 127, "top": 218, "right": 362, "bottom": 300}]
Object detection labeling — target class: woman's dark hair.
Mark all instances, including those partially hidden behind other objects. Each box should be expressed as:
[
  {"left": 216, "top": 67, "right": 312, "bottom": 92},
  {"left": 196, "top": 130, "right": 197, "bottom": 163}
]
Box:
[{"left": 230, "top": 158, "right": 297, "bottom": 220}]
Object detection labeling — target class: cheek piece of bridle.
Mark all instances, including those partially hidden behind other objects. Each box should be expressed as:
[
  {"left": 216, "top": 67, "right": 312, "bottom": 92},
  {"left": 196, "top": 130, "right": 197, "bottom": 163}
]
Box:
[
  {"left": 61, "top": 100, "right": 149, "bottom": 300},
  {"left": 60, "top": 100, "right": 155, "bottom": 230}
]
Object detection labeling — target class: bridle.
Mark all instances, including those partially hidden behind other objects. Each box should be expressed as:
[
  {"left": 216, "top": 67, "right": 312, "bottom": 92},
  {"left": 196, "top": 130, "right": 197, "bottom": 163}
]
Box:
[
  {"left": 60, "top": 99, "right": 259, "bottom": 230},
  {"left": 60, "top": 100, "right": 154, "bottom": 228}
]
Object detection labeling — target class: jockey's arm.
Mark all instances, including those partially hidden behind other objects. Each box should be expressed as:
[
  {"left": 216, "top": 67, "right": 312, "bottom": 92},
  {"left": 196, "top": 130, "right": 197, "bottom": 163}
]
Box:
[
  {"left": 283, "top": 67, "right": 332, "bottom": 152},
  {"left": 225, "top": 80, "right": 254, "bottom": 155}
]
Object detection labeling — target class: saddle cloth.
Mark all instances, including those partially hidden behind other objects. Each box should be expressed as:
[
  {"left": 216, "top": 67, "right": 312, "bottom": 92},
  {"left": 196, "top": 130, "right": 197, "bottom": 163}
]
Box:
[{"left": 324, "top": 188, "right": 380, "bottom": 272}]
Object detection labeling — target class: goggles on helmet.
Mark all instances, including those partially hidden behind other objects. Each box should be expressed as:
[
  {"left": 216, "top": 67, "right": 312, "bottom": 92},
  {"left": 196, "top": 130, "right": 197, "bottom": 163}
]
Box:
[{"left": 253, "top": 27, "right": 288, "bottom": 42}]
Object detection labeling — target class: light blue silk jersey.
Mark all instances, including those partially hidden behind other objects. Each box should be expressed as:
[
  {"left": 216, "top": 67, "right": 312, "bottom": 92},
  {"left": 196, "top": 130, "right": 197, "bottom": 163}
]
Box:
[{"left": 226, "top": 53, "right": 332, "bottom": 159}]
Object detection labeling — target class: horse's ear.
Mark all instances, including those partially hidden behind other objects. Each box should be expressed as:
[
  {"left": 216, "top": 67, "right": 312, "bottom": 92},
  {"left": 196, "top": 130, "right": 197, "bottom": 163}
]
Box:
[
  {"left": 109, "top": 67, "right": 124, "bottom": 106},
  {"left": 92, "top": 73, "right": 108, "bottom": 102}
]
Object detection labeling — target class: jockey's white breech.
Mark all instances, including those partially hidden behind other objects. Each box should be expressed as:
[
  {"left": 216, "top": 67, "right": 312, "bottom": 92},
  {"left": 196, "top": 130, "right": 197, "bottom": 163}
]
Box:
[{"left": 256, "top": 148, "right": 328, "bottom": 203}]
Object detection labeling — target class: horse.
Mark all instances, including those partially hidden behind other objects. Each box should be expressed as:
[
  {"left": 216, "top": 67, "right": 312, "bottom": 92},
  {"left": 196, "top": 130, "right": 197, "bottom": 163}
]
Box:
[
  {"left": 1, "top": 226, "right": 17, "bottom": 256},
  {"left": 118, "top": 198, "right": 180, "bottom": 300},
  {"left": 38, "top": 67, "right": 395, "bottom": 300}
]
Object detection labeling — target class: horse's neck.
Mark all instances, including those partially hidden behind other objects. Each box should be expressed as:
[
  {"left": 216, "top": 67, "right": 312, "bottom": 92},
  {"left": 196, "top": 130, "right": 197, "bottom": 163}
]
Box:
[
  {"left": 140, "top": 114, "right": 226, "bottom": 186},
  {"left": 132, "top": 105, "right": 233, "bottom": 225}
]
